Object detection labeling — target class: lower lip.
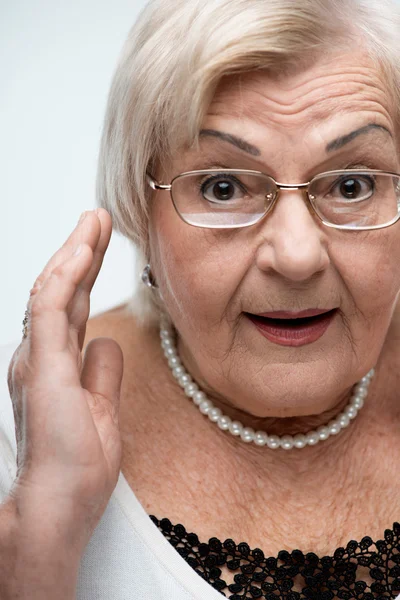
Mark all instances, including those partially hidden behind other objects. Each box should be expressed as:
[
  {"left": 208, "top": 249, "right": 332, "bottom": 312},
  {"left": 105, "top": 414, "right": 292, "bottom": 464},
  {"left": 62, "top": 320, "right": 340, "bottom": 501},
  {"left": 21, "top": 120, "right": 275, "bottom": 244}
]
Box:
[{"left": 246, "top": 310, "right": 337, "bottom": 347}]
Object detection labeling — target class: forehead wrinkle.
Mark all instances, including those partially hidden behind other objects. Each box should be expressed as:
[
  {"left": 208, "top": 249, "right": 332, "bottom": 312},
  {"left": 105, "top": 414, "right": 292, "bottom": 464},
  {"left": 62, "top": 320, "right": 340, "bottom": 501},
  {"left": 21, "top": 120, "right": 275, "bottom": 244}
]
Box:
[
  {"left": 257, "top": 66, "right": 388, "bottom": 103},
  {"left": 207, "top": 102, "right": 394, "bottom": 150},
  {"left": 202, "top": 53, "right": 400, "bottom": 171},
  {"left": 208, "top": 98, "right": 394, "bottom": 151},
  {"left": 217, "top": 52, "right": 390, "bottom": 104},
  {"left": 212, "top": 80, "right": 391, "bottom": 122},
  {"left": 209, "top": 62, "right": 394, "bottom": 135}
]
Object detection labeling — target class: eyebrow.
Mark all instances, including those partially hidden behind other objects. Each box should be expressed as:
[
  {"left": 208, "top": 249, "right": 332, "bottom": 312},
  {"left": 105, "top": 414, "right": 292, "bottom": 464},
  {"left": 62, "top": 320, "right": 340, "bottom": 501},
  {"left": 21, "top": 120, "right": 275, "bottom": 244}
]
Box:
[
  {"left": 199, "top": 124, "right": 392, "bottom": 157},
  {"left": 326, "top": 124, "right": 392, "bottom": 152},
  {"left": 199, "top": 129, "right": 261, "bottom": 156}
]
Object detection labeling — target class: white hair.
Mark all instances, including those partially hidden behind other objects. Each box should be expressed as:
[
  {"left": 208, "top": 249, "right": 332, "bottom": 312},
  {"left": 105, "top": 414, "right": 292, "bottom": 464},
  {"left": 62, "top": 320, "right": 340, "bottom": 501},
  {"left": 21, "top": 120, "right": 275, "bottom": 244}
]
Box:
[{"left": 96, "top": 0, "right": 400, "bottom": 323}]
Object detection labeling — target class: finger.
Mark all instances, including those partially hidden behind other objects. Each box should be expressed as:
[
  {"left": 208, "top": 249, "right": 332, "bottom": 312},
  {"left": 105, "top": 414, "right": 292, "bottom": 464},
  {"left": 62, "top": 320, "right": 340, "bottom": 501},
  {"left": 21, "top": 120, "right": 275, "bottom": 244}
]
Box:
[
  {"left": 28, "top": 243, "right": 94, "bottom": 356},
  {"left": 66, "top": 209, "right": 113, "bottom": 346},
  {"left": 80, "top": 337, "right": 124, "bottom": 469},
  {"left": 30, "top": 210, "right": 103, "bottom": 296},
  {"left": 77, "top": 208, "right": 112, "bottom": 293},
  {"left": 81, "top": 337, "right": 124, "bottom": 423},
  {"left": 25, "top": 209, "right": 112, "bottom": 356}
]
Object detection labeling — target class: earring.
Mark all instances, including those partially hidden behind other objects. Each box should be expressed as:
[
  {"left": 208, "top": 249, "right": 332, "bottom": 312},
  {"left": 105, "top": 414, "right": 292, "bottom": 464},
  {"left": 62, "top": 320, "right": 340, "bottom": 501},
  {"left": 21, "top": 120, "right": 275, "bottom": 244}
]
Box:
[{"left": 141, "top": 264, "right": 158, "bottom": 289}]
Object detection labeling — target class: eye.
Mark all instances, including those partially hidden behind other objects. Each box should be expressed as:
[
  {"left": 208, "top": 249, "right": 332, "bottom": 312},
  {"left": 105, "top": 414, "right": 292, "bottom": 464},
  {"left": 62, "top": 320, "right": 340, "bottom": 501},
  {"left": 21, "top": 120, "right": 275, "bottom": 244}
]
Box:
[
  {"left": 200, "top": 174, "right": 246, "bottom": 203},
  {"left": 331, "top": 175, "right": 375, "bottom": 202}
]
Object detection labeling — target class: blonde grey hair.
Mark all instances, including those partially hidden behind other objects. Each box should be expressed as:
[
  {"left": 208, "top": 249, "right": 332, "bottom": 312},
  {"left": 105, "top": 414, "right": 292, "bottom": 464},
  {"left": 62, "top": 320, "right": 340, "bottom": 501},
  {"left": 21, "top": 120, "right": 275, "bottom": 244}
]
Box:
[{"left": 96, "top": 0, "right": 400, "bottom": 323}]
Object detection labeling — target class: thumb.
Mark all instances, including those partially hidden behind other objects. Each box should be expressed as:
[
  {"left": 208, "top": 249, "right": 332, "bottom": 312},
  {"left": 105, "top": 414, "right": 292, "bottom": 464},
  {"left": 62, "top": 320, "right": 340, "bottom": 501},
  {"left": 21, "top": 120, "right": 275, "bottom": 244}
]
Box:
[{"left": 80, "top": 337, "right": 124, "bottom": 423}]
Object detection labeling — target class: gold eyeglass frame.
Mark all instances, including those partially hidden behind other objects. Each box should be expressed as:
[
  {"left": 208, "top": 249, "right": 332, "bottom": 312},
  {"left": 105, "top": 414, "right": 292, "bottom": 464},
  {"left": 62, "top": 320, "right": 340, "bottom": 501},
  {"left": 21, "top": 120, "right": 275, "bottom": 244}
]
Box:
[{"left": 147, "top": 168, "right": 400, "bottom": 231}]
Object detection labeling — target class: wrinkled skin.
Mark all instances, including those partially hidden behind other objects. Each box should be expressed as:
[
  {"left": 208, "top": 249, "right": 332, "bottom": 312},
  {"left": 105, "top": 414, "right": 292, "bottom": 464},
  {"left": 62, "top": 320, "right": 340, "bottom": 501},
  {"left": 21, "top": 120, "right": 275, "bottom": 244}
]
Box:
[{"left": 149, "top": 48, "right": 400, "bottom": 434}]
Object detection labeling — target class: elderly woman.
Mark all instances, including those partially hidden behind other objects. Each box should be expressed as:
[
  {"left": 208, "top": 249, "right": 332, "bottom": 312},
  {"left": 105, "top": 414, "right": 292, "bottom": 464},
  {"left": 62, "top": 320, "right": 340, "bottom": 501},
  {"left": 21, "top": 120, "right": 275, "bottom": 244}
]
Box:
[{"left": 1, "top": 0, "right": 400, "bottom": 598}]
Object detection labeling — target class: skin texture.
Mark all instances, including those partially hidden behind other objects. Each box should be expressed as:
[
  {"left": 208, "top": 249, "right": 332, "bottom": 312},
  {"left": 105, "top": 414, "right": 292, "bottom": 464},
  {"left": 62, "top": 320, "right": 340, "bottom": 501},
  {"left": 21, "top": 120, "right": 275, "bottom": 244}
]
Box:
[
  {"left": 4, "top": 208, "right": 124, "bottom": 599},
  {"left": 84, "top": 49, "right": 400, "bottom": 563},
  {"left": 7, "top": 47, "right": 400, "bottom": 597},
  {"left": 94, "top": 47, "right": 400, "bottom": 555},
  {"left": 149, "top": 48, "right": 400, "bottom": 428}
]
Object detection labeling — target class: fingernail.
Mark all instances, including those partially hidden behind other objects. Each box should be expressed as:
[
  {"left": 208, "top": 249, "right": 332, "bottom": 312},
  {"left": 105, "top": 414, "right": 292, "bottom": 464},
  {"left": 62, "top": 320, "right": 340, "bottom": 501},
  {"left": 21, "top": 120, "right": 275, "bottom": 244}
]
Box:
[
  {"left": 78, "top": 211, "right": 86, "bottom": 224},
  {"left": 73, "top": 244, "right": 82, "bottom": 256}
]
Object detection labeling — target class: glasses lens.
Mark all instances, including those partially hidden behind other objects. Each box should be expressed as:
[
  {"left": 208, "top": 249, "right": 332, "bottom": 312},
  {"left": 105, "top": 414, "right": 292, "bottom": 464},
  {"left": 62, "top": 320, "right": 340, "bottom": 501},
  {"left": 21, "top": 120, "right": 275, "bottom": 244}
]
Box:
[
  {"left": 170, "top": 170, "right": 276, "bottom": 228},
  {"left": 309, "top": 171, "right": 400, "bottom": 229}
]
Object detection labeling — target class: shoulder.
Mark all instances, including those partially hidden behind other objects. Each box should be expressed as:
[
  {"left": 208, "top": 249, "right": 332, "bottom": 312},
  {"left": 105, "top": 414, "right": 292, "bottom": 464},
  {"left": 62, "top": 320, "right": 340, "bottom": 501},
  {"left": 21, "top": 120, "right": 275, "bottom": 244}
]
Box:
[
  {"left": 84, "top": 302, "right": 135, "bottom": 347},
  {"left": 83, "top": 301, "right": 156, "bottom": 361}
]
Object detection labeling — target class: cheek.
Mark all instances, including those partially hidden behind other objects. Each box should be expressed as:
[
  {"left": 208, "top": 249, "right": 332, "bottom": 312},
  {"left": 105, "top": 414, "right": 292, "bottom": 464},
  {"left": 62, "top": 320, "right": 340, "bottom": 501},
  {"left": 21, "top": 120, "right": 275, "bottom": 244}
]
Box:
[
  {"left": 150, "top": 203, "right": 246, "bottom": 326},
  {"left": 333, "top": 232, "right": 400, "bottom": 327}
]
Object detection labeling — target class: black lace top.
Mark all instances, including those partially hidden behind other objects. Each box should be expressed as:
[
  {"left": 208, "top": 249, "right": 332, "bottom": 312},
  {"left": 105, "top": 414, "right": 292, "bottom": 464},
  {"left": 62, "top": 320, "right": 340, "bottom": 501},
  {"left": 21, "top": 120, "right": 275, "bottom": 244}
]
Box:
[{"left": 149, "top": 515, "right": 400, "bottom": 599}]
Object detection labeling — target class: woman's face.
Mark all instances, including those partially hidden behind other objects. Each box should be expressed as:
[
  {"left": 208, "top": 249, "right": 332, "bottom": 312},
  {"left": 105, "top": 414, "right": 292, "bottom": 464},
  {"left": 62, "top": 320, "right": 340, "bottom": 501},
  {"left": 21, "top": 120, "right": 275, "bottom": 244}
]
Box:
[{"left": 148, "top": 49, "right": 400, "bottom": 418}]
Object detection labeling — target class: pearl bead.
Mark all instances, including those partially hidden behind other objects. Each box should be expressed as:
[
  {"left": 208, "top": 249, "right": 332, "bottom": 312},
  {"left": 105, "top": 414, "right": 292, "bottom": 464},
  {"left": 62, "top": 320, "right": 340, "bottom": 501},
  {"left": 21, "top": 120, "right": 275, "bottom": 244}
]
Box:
[
  {"left": 192, "top": 391, "right": 206, "bottom": 405},
  {"left": 240, "top": 427, "right": 255, "bottom": 443},
  {"left": 217, "top": 415, "right": 232, "bottom": 430},
  {"left": 172, "top": 366, "right": 185, "bottom": 378},
  {"left": 266, "top": 435, "right": 281, "bottom": 449},
  {"left": 254, "top": 431, "right": 268, "bottom": 446},
  {"left": 199, "top": 400, "right": 213, "bottom": 414},
  {"left": 352, "top": 396, "right": 364, "bottom": 410},
  {"left": 208, "top": 407, "right": 222, "bottom": 422},
  {"left": 168, "top": 356, "right": 181, "bottom": 368},
  {"left": 229, "top": 421, "right": 243, "bottom": 436},
  {"left": 328, "top": 420, "right": 341, "bottom": 435},
  {"left": 184, "top": 383, "right": 199, "bottom": 397},
  {"left": 337, "top": 413, "right": 350, "bottom": 428},
  {"left": 280, "top": 435, "right": 295, "bottom": 450},
  {"left": 317, "top": 426, "right": 330, "bottom": 440},
  {"left": 293, "top": 434, "right": 307, "bottom": 448},
  {"left": 159, "top": 322, "right": 374, "bottom": 451},
  {"left": 164, "top": 347, "right": 176, "bottom": 358},
  {"left": 344, "top": 405, "right": 358, "bottom": 419},
  {"left": 178, "top": 374, "right": 192, "bottom": 388},
  {"left": 306, "top": 431, "right": 320, "bottom": 446},
  {"left": 161, "top": 338, "right": 174, "bottom": 349}
]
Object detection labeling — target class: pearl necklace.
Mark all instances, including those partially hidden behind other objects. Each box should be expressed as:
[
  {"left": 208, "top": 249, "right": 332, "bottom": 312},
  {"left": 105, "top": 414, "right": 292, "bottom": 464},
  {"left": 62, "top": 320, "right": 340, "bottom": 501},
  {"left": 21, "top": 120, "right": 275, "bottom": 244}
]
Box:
[{"left": 160, "top": 320, "right": 375, "bottom": 449}]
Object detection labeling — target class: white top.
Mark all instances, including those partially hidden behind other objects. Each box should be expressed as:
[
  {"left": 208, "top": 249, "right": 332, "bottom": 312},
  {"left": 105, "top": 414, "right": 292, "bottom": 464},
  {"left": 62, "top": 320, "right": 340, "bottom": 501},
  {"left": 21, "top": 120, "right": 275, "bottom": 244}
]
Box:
[{"left": 0, "top": 342, "right": 222, "bottom": 600}]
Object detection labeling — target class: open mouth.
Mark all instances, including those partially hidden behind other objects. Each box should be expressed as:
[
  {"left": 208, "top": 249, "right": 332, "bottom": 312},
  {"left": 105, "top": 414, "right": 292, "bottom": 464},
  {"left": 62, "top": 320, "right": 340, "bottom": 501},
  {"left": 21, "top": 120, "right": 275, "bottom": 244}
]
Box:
[
  {"left": 245, "top": 309, "right": 338, "bottom": 346},
  {"left": 248, "top": 309, "right": 337, "bottom": 327}
]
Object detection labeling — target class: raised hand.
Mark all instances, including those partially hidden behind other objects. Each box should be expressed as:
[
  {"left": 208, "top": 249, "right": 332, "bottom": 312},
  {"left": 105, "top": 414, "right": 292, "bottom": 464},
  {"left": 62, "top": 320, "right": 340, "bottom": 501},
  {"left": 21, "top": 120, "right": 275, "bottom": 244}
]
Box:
[{"left": 3, "top": 208, "right": 124, "bottom": 598}]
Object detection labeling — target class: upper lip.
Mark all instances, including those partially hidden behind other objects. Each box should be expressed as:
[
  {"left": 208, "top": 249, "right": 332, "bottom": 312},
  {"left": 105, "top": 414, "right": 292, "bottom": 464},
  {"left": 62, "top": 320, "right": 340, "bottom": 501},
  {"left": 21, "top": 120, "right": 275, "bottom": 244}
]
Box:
[{"left": 250, "top": 308, "right": 337, "bottom": 319}]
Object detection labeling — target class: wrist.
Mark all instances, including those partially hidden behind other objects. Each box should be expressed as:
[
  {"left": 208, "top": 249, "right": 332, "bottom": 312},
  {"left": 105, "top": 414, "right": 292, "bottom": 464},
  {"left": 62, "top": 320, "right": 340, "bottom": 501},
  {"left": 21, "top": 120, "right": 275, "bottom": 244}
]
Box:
[{"left": 0, "top": 497, "right": 82, "bottom": 600}]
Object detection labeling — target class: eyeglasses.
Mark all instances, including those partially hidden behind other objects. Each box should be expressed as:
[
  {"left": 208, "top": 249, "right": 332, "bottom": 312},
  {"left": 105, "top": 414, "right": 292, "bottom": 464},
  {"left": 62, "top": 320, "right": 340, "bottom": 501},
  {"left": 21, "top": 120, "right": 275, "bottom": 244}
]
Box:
[{"left": 147, "top": 168, "right": 400, "bottom": 231}]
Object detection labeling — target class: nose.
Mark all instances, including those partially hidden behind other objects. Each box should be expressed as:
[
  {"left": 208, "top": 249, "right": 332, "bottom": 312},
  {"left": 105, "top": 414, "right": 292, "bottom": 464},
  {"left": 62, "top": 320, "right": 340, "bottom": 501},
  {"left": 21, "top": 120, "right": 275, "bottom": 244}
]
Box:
[{"left": 255, "top": 189, "right": 330, "bottom": 282}]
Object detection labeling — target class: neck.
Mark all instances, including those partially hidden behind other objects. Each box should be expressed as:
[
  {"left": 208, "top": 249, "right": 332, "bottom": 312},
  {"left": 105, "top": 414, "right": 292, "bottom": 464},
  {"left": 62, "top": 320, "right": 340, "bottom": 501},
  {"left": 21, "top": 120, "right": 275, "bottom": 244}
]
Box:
[
  {"left": 177, "top": 368, "right": 358, "bottom": 438},
  {"left": 150, "top": 331, "right": 388, "bottom": 487},
  {"left": 120, "top": 316, "right": 399, "bottom": 552},
  {"left": 168, "top": 324, "right": 371, "bottom": 451},
  {"left": 120, "top": 311, "right": 395, "bottom": 477}
]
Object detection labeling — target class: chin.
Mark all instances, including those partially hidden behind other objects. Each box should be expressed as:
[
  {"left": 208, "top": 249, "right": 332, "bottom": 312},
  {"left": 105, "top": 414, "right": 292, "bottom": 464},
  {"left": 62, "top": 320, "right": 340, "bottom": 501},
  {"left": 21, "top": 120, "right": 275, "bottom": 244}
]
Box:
[{"left": 222, "top": 360, "right": 358, "bottom": 417}]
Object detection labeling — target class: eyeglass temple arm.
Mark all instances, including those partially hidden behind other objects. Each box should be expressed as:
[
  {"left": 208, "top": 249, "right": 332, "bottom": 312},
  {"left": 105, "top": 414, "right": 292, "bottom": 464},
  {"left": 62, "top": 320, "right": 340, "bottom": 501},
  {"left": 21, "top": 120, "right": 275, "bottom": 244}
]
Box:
[{"left": 146, "top": 174, "right": 171, "bottom": 191}]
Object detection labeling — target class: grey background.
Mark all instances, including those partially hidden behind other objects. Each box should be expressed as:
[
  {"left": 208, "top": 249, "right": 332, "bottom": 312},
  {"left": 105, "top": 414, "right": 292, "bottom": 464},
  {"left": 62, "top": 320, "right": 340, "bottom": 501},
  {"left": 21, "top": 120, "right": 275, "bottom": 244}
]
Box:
[{"left": 2, "top": 0, "right": 147, "bottom": 347}]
